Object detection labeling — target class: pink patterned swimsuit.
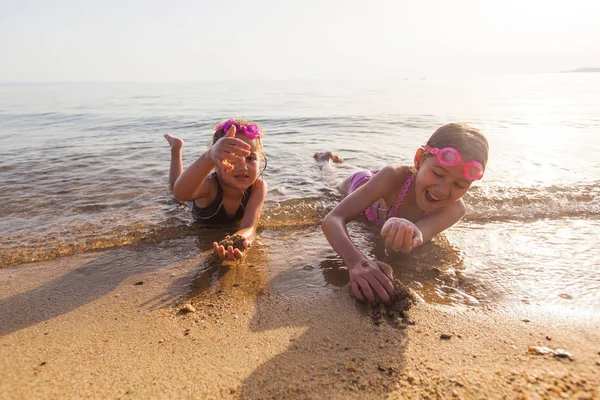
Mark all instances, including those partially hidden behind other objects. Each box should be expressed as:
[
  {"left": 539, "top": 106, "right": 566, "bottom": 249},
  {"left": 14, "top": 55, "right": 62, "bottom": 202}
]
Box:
[{"left": 347, "top": 171, "right": 416, "bottom": 226}]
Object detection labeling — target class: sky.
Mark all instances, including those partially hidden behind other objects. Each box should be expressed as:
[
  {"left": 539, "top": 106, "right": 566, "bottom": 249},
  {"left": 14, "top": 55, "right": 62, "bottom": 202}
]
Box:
[{"left": 1, "top": 0, "right": 599, "bottom": 82}]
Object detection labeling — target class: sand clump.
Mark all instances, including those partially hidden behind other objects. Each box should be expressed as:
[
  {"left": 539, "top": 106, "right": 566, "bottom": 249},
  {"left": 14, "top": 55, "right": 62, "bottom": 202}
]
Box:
[
  {"left": 370, "top": 279, "right": 416, "bottom": 327},
  {"left": 218, "top": 234, "right": 246, "bottom": 251}
]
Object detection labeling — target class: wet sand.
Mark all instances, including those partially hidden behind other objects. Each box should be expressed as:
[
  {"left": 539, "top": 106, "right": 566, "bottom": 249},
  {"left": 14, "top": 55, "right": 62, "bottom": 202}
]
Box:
[{"left": 1, "top": 239, "right": 599, "bottom": 399}]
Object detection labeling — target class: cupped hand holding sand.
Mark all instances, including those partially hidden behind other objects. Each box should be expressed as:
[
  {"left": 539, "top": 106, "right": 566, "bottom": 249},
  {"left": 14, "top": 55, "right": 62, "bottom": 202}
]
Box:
[
  {"left": 213, "top": 234, "right": 249, "bottom": 261},
  {"left": 381, "top": 217, "right": 423, "bottom": 254}
]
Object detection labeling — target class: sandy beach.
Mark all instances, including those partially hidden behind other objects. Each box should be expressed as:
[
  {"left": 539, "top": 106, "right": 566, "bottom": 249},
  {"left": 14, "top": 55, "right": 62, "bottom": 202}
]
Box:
[{"left": 0, "top": 238, "right": 598, "bottom": 400}]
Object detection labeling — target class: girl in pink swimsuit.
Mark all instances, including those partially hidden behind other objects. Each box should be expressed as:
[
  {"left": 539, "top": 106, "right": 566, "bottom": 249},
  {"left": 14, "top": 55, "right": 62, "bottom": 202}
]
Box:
[{"left": 317, "top": 123, "right": 490, "bottom": 304}]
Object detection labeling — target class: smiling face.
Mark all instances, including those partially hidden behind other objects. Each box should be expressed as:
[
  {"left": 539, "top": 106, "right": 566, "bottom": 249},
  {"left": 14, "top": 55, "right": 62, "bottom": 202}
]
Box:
[
  {"left": 413, "top": 149, "right": 472, "bottom": 213},
  {"left": 217, "top": 133, "right": 262, "bottom": 191},
  {"left": 412, "top": 123, "right": 489, "bottom": 212}
]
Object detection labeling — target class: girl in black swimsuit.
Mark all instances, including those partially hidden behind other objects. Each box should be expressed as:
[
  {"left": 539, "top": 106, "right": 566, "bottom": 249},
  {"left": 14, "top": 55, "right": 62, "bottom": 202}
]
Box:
[{"left": 165, "top": 119, "right": 267, "bottom": 261}]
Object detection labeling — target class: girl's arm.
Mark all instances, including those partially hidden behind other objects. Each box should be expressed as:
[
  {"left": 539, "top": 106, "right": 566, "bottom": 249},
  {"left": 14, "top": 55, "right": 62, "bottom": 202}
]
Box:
[
  {"left": 234, "top": 178, "right": 268, "bottom": 243},
  {"left": 322, "top": 165, "right": 405, "bottom": 303},
  {"left": 172, "top": 151, "right": 216, "bottom": 201},
  {"left": 213, "top": 178, "right": 268, "bottom": 260}
]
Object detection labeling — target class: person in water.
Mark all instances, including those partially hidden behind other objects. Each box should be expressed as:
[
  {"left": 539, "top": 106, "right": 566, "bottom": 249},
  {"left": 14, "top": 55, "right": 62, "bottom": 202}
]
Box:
[
  {"left": 165, "top": 119, "right": 267, "bottom": 261},
  {"left": 317, "top": 122, "right": 489, "bottom": 304}
]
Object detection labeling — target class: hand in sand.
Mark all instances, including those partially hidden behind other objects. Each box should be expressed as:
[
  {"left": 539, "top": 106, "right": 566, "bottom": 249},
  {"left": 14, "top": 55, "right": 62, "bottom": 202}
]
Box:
[
  {"left": 381, "top": 217, "right": 424, "bottom": 254},
  {"left": 209, "top": 124, "right": 251, "bottom": 172},
  {"left": 212, "top": 239, "right": 250, "bottom": 261},
  {"left": 349, "top": 259, "right": 395, "bottom": 304}
]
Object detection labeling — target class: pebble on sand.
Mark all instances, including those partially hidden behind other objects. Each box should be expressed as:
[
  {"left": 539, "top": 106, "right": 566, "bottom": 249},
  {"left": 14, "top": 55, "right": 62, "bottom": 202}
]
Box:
[{"left": 180, "top": 304, "right": 196, "bottom": 313}]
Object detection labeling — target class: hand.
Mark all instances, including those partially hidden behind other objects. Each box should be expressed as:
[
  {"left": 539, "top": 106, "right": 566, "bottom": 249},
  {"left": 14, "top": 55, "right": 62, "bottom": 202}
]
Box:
[
  {"left": 380, "top": 217, "right": 424, "bottom": 254},
  {"left": 209, "top": 124, "right": 251, "bottom": 172},
  {"left": 212, "top": 239, "right": 250, "bottom": 261},
  {"left": 349, "top": 259, "right": 395, "bottom": 304}
]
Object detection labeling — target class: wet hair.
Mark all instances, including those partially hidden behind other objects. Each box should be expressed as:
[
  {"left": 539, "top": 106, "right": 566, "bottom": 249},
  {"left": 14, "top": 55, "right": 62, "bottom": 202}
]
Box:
[
  {"left": 212, "top": 118, "right": 268, "bottom": 177},
  {"left": 425, "top": 122, "right": 489, "bottom": 170}
]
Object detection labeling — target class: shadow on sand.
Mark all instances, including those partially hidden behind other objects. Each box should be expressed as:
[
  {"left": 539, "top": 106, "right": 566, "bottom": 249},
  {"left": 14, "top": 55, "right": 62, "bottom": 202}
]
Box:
[
  {"left": 0, "top": 238, "right": 207, "bottom": 337},
  {"left": 238, "top": 265, "right": 409, "bottom": 398}
]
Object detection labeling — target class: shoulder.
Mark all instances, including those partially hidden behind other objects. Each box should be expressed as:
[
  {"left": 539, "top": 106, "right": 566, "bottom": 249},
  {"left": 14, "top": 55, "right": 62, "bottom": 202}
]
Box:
[
  {"left": 192, "top": 173, "right": 218, "bottom": 201},
  {"left": 443, "top": 198, "right": 467, "bottom": 220},
  {"left": 253, "top": 177, "right": 267, "bottom": 190},
  {"left": 375, "top": 164, "right": 413, "bottom": 183},
  {"left": 251, "top": 178, "right": 269, "bottom": 196}
]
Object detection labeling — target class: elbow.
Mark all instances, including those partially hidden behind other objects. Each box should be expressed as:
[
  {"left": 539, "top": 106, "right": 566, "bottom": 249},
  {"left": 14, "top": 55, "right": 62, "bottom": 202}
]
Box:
[
  {"left": 321, "top": 212, "right": 331, "bottom": 231},
  {"left": 456, "top": 199, "right": 467, "bottom": 219},
  {"left": 321, "top": 211, "right": 337, "bottom": 234},
  {"left": 171, "top": 187, "right": 185, "bottom": 201},
  {"left": 171, "top": 184, "right": 190, "bottom": 202}
]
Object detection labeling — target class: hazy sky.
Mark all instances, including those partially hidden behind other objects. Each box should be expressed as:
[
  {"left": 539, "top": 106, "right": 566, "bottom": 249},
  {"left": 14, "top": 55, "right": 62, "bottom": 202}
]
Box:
[{"left": 1, "top": 0, "right": 599, "bottom": 82}]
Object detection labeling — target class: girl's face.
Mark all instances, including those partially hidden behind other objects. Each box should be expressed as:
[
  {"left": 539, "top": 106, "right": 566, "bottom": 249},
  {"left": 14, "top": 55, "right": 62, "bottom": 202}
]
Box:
[
  {"left": 413, "top": 153, "right": 472, "bottom": 212},
  {"left": 218, "top": 134, "right": 261, "bottom": 190}
]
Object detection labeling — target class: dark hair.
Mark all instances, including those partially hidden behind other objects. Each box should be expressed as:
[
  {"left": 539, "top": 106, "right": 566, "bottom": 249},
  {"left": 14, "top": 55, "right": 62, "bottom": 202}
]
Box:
[
  {"left": 212, "top": 119, "right": 268, "bottom": 177},
  {"left": 426, "top": 122, "right": 489, "bottom": 169}
]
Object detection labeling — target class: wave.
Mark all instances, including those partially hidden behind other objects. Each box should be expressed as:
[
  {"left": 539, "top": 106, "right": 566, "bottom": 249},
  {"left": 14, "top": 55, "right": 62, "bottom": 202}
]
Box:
[
  {"left": 1, "top": 182, "right": 598, "bottom": 269},
  {"left": 464, "top": 182, "right": 600, "bottom": 221}
]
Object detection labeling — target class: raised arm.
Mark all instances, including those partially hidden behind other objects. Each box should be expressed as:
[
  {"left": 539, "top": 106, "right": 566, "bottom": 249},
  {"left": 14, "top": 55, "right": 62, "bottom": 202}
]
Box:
[{"left": 172, "top": 151, "right": 216, "bottom": 201}]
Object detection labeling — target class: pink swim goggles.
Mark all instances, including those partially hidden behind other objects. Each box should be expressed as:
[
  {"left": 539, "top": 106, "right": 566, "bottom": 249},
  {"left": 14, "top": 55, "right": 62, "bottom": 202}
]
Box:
[
  {"left": 216, "top": 120, "right": 262, "bottom": 139},
  {"left": 421, "top": 145, "right": 484, "bottom": 181}
]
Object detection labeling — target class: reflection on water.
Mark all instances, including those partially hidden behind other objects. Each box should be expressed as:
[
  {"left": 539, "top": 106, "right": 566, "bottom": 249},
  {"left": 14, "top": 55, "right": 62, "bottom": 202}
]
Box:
[
  {"left": 178, "top": 219, "right": 599, "bottom": 312},
  {"left": 448, "top": 218, "right": 600, "bottom": 310},
  {"left": 181, "top": 224, "right": 489, "bottom": 308}
]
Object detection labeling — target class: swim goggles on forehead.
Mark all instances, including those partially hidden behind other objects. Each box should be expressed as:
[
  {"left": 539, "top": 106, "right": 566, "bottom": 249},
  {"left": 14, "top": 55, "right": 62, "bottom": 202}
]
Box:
[
  {"left": 215, "top": 120, "right": 262, "bottom": 139},
  {"left": 421, "top": 145, "right": 484, "bottom": 181}
]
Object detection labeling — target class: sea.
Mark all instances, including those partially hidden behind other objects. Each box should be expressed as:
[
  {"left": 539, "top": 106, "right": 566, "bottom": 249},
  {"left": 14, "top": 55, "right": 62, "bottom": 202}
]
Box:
[{"left": 1, "top": 74, "right": 599, "bottom": 313}]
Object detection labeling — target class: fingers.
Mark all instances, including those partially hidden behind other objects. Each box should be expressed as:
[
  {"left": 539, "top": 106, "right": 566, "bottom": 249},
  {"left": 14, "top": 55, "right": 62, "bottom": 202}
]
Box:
[
  {"left": 376, "top": 261, "right": 394, "bottom": 280},
  {"left": 369, "top": 275, "right": 392, "bottom": 304},
  {"left": 350, "top": 260, "right": 396, "bottom": 304},
  {"left": 374, "top": 266, "right": 395, "bottom": 301},
  {"left": 233, "top": 248, "right": 244, "bottom": 259},
  {"left": 214, "top": 241, "right": 247, "bottom": 261},
  {"left": 384, "top": 222, "right": 400, "bottom": 250},
  {"left": 351, "top": 281, "right": 365, "bottom": 302},
  {"left": 381, "top": 220, "right": 392, "bottom": 238},
  {"left": 384, "top": 220, "right": 417, "bottom": 253},
  {"left": 213, "top": 242, "right": 226, "bottom": 259},
  {"left": 217, "top": 143, "right": 250, "bottom": 164},
  {"left": 225, "top": 124, "right": 237, "bottom": 138},
  {"left": 212, "top": 125, "right": 251, "bottom": 169},
  {"left": 225, "top": 246, "right": 234, "bottom": 260},
  {"left": 357, "top": 278, "right": 376, "bottom": 303},
  {"left": 216, "top": 141, "right": 251, "bottom": 171},
  {"left": 401, "top": 225, "right": 413, "bottom": 253},
  {"left": 223, "top": 141, "right": 251, "bottom": 156},
  {"left": 412, "top": 227, "right": 424, "bottom": 247}
]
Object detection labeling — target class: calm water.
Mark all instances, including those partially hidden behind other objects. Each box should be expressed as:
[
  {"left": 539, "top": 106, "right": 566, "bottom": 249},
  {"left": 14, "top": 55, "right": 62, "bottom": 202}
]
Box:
[{"left": 1, "top": 74, "right": 599, "bottom": 311}]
